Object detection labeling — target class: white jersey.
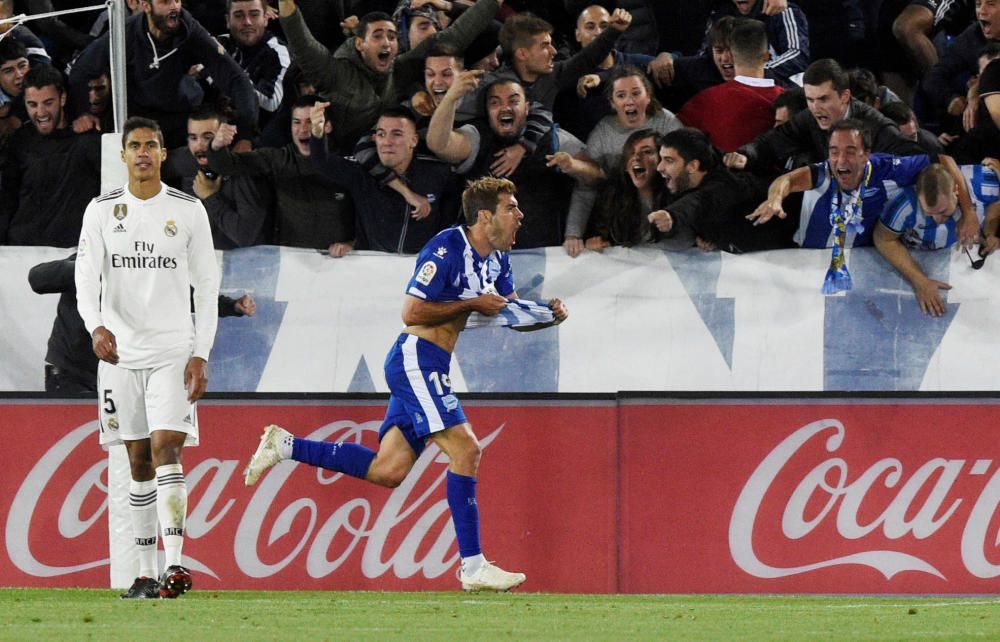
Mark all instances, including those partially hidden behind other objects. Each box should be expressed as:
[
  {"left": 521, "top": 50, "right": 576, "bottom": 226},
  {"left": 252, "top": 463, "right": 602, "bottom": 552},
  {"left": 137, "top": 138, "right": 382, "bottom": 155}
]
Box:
[{"left": 75, "top": 182, "right": 220, "bottom": 369}]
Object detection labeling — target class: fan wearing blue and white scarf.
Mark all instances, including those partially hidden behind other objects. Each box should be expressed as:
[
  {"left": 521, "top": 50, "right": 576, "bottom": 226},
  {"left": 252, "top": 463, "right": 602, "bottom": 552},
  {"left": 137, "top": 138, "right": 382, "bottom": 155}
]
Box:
[{"left": 823, "top": 160, "right": 873, "bottom": 294}]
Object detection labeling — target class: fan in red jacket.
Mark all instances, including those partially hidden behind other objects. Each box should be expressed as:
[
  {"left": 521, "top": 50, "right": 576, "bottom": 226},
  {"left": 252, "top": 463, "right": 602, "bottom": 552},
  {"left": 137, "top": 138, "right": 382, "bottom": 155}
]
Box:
[{"left": 677, "top": 19, "right": 782, "bottom": 153}]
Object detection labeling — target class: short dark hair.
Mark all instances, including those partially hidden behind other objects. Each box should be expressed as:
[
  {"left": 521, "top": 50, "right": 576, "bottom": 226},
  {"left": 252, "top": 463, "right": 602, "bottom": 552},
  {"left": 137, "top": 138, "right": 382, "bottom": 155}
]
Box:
[
  {"left": 23, "top": 64, "right": 64, "bottom": 95},
  {"left": 773, "top": 87, "right": 806, "bottom": 113},
  {"left": 707, "top": 15, "right": 738, "bottom": 49},
  {"left": 462, "top": 176, "right": 517, "bottom": 226},
  {"left": 879, "top": 101, "right": 915, "bottom": 126},
  {"left": 803, "top": 58, "right": 849, "bottom": 93},
  {"left": 355, "top": 11, "right": 394, "bottom": 39},
  {"left": 226, "top": 0, "right": 264, "bottom": 12},
  {"left": 376, "top": 105, "right": 418, "bottom": 129},
  {"left": 847, "top": 67, "right": 879, "bottom": 106},
  {"left": 188, "top": 102, "right": 228, "bottom": 124},
  {"left": 980, "top": 41, "right": 1000, "bottom": 61},
  {"left": 729, "top": 19, "right": 767, "bottom": 68},
  {"left": 0, "top": 38, "right": 27, "bottom": 66},
  {"left": 425, "top": 43, "right": 464, "bottom": 64},
  {"left": 660, "top": 128, "right": 717, "bottom": 172},
  {"left": 829, "top": 118, "right": 872, "bottom": 150},
  {"left": 484, "top": 77, "right": 526, "bottom": 103},
  {"left": 121, "top": 116, "right": 164, "bottom": 149},
  {"left": 499, "top": 13, "right": 553, "bottom": 55}
]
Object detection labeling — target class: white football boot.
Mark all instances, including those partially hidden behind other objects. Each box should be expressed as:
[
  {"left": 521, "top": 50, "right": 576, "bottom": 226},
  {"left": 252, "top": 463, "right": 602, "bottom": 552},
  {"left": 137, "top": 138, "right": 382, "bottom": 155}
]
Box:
[
  {"left": 244, "top": 424, "right": 291, "bottom": 486},
  {"left": 460, "top": 560, "right": 526, "bottom": 592}
]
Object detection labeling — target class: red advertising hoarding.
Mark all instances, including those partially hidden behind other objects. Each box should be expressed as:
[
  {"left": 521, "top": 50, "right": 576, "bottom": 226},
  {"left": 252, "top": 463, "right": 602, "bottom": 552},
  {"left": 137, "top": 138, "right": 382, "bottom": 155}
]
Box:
[
  {"left": 2, "top": 398, "right": 999, "bottom": 593},
  {"left": 0, "top": 401, "right": 618, "bottom": 592},
  {"left": 621, "top": 400, "right": 1000, "bottom": 593}
]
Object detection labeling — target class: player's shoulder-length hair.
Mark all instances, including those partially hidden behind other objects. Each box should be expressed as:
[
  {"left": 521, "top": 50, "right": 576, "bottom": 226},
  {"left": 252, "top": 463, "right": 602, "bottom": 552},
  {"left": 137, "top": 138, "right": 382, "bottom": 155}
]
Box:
[{"left": 462, "top": 177, "right": 517, "bottom": 226}]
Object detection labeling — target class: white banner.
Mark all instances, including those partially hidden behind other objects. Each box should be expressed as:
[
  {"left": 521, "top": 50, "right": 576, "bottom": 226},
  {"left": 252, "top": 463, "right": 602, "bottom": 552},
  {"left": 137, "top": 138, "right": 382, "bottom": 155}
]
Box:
[{"left": 3, "top": 244, "right": 997, "bottom": 392}]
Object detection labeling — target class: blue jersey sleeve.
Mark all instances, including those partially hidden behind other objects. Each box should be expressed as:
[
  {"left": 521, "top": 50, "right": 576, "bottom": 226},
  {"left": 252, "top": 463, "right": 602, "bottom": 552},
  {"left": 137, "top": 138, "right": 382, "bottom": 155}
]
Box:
[
  {"left": 885, "top": 155, "right": 931, "bottom": 187},
  {"left": 969, "top": 164, "right": 1000, "bottom": 205},
  {"left": 495, "top": 253, "right": 515, "bottom": 297},
  {"left": 405, "top": 241, "right": 458, "bottom": 301},
  {"left": 880, "top": 188, "right": 918, "bottom": 233},
  {"left": 810, "top": 161, "right": 829, "bottom": 191}
]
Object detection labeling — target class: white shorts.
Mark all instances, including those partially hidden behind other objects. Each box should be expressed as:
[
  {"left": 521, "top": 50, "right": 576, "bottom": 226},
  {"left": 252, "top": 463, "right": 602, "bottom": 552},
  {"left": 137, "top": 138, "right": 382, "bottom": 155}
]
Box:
[{"left": 96, "top": 358, "right": 199, "bottom": 447}]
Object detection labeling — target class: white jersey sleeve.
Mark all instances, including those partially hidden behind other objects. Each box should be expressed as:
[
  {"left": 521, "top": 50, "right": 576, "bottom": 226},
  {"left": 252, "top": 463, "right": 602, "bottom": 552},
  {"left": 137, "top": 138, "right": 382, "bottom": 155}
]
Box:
[
  {"left": 188, "top": 198, "right": 220, "bottom": 361},
  {"left": 74, "top": 184, "right": 220, "bottom": 368},
  {"left": 75, "top": 192, "right": 114, "bottom": 336}
]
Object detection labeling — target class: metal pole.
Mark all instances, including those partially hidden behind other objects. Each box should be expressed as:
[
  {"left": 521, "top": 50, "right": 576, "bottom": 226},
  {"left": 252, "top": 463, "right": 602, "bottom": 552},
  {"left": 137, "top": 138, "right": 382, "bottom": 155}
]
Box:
[
  {"left": 108, "top": 0, "right": 127, "bottom": 133},
  {"left": 0, "top": 5, "right": 107, "bottom": 27}
]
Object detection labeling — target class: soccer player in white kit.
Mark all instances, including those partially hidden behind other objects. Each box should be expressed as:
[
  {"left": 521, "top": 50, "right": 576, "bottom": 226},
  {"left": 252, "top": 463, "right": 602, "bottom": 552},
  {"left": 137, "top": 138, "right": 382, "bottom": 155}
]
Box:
[{"left": 75, "top": 116, "right": 220, "bottom": 599}]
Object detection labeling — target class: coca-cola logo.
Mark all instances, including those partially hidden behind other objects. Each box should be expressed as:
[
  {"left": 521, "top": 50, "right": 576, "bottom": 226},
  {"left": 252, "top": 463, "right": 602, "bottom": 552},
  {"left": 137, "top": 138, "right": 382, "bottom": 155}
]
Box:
[
  {"left": 6, "top": 419, "right": 504, "bottom": 582},
  {"left": 729, "top": 418, "right": 1000, "bottom": 580}
]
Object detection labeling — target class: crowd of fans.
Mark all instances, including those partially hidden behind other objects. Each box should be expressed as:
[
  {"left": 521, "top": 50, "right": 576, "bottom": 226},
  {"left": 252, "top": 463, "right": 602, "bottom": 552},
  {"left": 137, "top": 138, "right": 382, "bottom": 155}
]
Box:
[{"left": 3, "top": 0, "right": 1000, "bottom": 317}]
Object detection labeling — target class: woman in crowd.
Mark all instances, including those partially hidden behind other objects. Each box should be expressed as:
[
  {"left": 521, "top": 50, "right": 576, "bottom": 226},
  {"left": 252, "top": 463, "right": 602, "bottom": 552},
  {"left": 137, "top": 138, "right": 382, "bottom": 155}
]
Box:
[{"left": 552, "top": 65, "right": 681, "bottom": 256}]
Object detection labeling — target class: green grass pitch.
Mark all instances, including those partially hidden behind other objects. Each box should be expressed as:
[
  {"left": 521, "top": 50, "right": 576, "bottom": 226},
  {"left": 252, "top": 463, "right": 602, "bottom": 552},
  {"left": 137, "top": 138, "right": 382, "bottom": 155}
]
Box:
[{"left": 2, "top": 590, "right": 999, "bottom": 641}]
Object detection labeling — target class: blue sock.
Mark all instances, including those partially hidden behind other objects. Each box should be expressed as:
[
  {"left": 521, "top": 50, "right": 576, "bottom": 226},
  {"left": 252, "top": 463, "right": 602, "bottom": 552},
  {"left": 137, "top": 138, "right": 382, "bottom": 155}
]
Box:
[
  {"left": 446, "top": 471, "right": 481, "bottom": 558},
  {"left": 291, "top": 438, "right": 375, "bottom": 480}
]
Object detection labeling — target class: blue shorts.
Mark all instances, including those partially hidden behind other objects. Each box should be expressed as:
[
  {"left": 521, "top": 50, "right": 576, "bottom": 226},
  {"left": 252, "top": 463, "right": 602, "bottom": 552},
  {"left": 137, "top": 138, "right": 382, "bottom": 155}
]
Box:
[{"left": 378, "top": 333, "right": 467, "bottom": 456}]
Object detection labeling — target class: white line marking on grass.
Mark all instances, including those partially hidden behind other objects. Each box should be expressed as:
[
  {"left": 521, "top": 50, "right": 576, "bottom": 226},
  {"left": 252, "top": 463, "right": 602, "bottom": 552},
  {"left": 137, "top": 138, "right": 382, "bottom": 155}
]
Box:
[{"left": 823, "top": 599, "right": 1000, "bottom": 609}]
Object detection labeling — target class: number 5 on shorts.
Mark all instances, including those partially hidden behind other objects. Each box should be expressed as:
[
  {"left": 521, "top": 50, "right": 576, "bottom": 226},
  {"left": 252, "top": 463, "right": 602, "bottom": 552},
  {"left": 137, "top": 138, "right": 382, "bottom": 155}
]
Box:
[{"left": 103, "top": 389, "right": 116, "bottom": 414}]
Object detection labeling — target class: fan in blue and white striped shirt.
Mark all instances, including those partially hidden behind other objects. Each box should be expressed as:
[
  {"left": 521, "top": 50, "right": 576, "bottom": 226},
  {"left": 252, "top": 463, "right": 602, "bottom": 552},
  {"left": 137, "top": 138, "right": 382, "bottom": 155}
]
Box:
[
  {"left": 880, "top": 163, "right": 998, "bottom": 250},
  {"left": 874, "top": 162, "right": 998, "bottom": 316}
]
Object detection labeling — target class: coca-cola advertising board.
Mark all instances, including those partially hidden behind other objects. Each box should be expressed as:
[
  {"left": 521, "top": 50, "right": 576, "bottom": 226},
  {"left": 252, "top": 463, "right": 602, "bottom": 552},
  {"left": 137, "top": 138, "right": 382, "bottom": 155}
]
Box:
[
  {"left": 3, "top": 398, "right": 1000, "bottom": 593},
  {"left": 0, "top": 400, "right": 618, "bottom": 592},
  {"left": 621, "top": 399, "right": 1000, "bottom": 593}
]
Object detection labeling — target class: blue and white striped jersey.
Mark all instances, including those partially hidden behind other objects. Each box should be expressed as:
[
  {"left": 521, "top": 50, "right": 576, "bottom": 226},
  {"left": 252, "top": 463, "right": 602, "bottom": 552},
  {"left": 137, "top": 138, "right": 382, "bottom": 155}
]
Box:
[
  {"left": 797, "top": 154, "right": 931, "bottom": 249},
  {"left": 880, "top": 164, "right": 999, "bottom": 250},
  {"left": 405, "top": 226, "right": 514, "bottom": 303}
]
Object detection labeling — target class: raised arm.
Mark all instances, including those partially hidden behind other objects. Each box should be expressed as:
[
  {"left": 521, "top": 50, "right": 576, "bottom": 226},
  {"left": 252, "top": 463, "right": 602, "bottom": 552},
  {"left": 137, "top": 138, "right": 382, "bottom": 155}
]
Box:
[
  {"left": 426, "top": 69, "right": 481, "bottom": 163},
  {"left": 207, "top": 123, "right": 273, "bottom": 176},
  {"left": 414, "top": 0, "right": 501, "bottom": 58},
  {"left": 278, "top": 0, "right": 340, "bottom": 95},
  {"left": 188, "top": 19, "right": 258, "bottom": 142},
  {"left": 552, "top": 9, "right": 631, "bottom": 90}
]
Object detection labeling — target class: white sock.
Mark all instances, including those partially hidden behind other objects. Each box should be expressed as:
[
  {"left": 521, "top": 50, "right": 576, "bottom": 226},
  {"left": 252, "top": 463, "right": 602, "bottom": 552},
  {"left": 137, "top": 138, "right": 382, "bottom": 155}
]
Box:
[
  {"left": 278, "top": 434, "right": 294, "bottom": 459},
  {"left": 155, "top": 463, "right": 187, "bottom": 569},
  {"left": 129, "top": 478, "right": 158, "bottom": 579},
  {"left": 462, "top": 554, "right": 485, "bottom": 576}
]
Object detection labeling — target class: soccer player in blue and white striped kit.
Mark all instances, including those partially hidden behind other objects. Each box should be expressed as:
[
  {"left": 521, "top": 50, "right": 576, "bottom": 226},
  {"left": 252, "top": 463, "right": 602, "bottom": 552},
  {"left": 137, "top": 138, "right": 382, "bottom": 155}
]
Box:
[
  {"left": 874, "top": 162, "right": 999, "bottom": 316},
  {"left": 244, "top": 176, "right": 568, "bottom": 591}
]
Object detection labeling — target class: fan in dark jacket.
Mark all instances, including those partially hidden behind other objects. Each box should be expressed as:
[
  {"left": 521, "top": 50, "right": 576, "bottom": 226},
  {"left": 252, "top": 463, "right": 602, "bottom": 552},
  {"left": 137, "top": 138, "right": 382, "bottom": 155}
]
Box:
[
  {"left": 725, "top": 58, "right": 927, "bottom": 176},
  {"left": 68, "top": 7, "right": 257, "bottom": 149}
]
